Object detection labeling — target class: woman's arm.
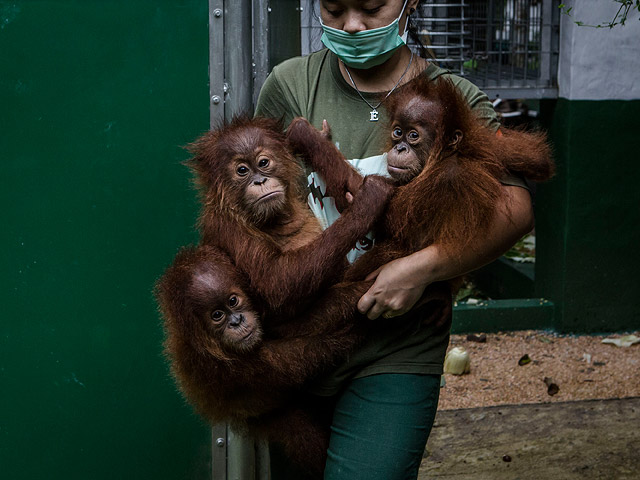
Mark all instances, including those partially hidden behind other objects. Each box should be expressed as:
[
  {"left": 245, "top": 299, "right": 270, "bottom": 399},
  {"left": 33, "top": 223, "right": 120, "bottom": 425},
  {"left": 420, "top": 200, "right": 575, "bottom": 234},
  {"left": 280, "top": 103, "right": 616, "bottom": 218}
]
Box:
[{"left": 357, "top": 185, "right": 534, "bottom": 320}]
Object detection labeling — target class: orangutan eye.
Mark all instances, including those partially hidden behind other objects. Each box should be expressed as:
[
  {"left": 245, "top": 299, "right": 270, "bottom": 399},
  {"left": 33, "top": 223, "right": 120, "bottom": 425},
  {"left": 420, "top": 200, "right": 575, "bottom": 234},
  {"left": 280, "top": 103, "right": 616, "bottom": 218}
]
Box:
[
  {"left": 257, "top": 158, "right": 269, "bottom": 168},
  {"left": 210, "top": 310, "right": 225, "bottom": 321},
  {"left": 236, "top": 165, "right": 249, "bottom": 176},
  {"left": 393, "top": 127, "right": 403, "bottom": 138},
  {"left": 408, "top": 131, "right": 419, "bottom": 141},
  {"left": 228, "top": 295, "right": 238, "bottom": 307}
]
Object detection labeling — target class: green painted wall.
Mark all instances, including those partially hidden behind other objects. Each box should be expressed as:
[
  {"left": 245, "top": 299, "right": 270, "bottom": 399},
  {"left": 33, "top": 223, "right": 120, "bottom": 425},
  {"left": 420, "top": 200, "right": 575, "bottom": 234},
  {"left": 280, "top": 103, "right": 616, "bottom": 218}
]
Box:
[
  {"left": 536, "top": 98, "right": 640, "bottom": 333},
  {"left": 1, "top": 1, "right": 212, "bottom": 478},
  {"left": 451, "top": 98, "right": 640, "bottom": 334}
]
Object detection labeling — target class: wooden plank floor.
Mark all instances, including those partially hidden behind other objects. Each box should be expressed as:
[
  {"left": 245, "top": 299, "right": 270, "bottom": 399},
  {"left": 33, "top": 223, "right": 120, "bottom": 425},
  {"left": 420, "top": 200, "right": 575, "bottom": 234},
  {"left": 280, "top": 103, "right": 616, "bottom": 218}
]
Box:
[{"left": 419, "top": 397, "right": 640, "bottom": 479}]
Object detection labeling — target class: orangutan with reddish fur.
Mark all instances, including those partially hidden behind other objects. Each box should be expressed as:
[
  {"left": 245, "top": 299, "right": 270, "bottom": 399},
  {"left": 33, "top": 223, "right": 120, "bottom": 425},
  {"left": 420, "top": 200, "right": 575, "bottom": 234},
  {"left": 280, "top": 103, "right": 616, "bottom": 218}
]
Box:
[
  {"left": 156, "top": 245, "right": 374, "bottom": 477},
  {"left": 186, "top": 116, "right": 393, "bottom": 319},
  {"left": 286, "top": 75, "right": 554, "bottom": 284}
]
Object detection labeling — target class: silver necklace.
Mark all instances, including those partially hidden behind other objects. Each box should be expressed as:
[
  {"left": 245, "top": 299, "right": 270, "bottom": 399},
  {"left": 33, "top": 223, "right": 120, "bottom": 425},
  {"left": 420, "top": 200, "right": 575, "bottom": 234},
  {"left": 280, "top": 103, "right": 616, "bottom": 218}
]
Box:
[{"left": 343, "top": 50, "right": 414, "bottom": 122}]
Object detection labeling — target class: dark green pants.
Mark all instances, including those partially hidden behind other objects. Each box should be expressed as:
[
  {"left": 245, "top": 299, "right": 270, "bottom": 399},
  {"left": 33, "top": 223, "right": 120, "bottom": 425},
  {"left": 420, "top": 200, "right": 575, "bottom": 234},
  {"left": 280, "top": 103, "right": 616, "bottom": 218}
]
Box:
[{"left": 271, "top": 373, "right": 441, "bottom": 480}]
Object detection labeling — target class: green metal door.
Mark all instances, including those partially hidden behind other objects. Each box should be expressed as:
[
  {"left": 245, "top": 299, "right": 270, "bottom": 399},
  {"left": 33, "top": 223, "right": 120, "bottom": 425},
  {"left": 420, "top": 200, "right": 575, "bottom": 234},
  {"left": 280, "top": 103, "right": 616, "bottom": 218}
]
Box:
[{"left": 1, "top": 1, "right": 212, "bottom": 478}]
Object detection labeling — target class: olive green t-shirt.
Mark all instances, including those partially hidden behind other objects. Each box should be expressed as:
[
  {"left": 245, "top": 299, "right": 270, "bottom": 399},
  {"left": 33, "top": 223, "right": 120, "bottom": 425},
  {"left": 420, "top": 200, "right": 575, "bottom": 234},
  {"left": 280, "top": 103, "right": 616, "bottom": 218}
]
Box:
[{"left": 255, "top": 49, "right": 519, "bottom": 396}]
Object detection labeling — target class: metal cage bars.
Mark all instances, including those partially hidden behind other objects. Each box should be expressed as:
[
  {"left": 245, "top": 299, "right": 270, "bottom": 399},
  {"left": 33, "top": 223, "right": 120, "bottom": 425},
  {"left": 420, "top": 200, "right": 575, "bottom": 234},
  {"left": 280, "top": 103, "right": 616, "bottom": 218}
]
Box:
[
  {"left": 412, "top": 0, "right": 559, "bottom": 98},
  {"left": 299, "top": 0, "right": 560, "bottom": 99}
]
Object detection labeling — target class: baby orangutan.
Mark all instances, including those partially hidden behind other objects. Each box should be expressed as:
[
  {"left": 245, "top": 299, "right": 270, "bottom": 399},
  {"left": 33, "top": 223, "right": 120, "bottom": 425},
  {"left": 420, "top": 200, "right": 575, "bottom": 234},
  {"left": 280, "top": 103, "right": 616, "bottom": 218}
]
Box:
[
  {"left": 186, "top": 116, "right": 393, "bottom": 320},
  {"left": 156, "top": 245, "right": 373, "bottom": 478},
  {"left": 287, "top": 75, "right": 554, "bottom": 284}
]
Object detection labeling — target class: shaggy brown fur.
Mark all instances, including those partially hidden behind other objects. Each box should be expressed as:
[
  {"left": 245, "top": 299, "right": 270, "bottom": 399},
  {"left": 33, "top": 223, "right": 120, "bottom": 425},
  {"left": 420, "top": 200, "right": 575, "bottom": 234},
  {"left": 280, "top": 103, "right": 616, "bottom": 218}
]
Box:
[
  {"left": 286, "top": 75, "right": 554, "bottom": 284},
  {"left": 156, "top": 245, "right": 374, "bottom": 478},
  {"left": 186, "top": 116, "right": 393, "bottom": 319},
  {"left": 158, "top": 117, "right": 400, "bottom": 476}
]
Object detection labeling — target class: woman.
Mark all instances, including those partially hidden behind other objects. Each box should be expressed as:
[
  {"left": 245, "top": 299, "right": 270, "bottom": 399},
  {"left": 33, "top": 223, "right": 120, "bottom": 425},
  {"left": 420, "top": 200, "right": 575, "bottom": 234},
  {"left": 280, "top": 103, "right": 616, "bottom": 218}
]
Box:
[{"left": 255, "top": 1, "right": 534, "bottom": 478}]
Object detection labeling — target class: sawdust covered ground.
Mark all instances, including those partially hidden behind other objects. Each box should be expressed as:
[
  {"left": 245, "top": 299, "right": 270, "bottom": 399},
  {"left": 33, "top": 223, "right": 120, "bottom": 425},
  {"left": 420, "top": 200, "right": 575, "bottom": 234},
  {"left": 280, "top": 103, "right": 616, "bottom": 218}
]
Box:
[{"left": 438, "top": 330, "right": 640, "bottom": 410}]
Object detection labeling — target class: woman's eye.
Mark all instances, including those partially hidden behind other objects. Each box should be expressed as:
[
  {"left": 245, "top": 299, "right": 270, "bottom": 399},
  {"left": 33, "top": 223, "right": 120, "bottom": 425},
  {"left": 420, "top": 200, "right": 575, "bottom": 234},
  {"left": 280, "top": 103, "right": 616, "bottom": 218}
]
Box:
[
  {"left": 408, "top": 131, "right": 419, "bottom": 140},
  {"left": 363, "top": 6, "right": 381, "bottom": 15},
  {"left": 210, "top": 310, "right": 225, "bottom": 321},
  {"left": 236, "top": 165, "right": 249, "bottom": 176},
  {"left": 228, "top": 295, "right": 238, "bottom": 307},
  {"left": 393, "top": 127, "right": 403, "bottom": 138},
  {"left": 257, "top": 158, "right": 269, "bottom": 168}
]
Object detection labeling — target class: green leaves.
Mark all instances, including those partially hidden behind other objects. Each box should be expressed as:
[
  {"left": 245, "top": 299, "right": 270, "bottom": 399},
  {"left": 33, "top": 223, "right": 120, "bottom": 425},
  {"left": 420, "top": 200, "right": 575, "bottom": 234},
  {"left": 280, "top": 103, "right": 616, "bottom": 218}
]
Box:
[{"left": 559, "top": 0, "right": 639, "bottom": 29}]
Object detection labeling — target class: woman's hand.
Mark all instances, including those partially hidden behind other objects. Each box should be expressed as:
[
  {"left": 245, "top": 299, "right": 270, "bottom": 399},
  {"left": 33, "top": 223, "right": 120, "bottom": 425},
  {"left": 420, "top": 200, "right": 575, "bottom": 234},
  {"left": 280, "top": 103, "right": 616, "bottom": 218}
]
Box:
[
  {"left": 358, "top": 253, "right": 434, "bottom": 320},
  {"left": 358, "top": 185, "right": 534, "bottom": 320}
]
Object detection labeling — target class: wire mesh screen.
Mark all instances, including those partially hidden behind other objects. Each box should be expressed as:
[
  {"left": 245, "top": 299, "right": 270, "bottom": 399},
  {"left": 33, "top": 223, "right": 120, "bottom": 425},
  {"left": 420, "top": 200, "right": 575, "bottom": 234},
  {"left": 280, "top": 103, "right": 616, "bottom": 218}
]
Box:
[
  {"left": 412, "top": 0, "right": 559, "bottom": 98},
  {"left": 298, "top": 0, "right": 559, "bottom": 99}
]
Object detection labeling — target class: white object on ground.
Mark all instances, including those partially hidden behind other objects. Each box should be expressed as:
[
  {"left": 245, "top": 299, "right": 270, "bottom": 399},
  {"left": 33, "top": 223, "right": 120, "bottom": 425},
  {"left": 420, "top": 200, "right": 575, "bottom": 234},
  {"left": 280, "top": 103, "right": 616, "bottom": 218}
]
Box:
[
  {"left": 444, "top": 347, "right": 471, "bottom": 375},
  {"left": 601, "top": 335, "right": 640, "bottom": 348}
]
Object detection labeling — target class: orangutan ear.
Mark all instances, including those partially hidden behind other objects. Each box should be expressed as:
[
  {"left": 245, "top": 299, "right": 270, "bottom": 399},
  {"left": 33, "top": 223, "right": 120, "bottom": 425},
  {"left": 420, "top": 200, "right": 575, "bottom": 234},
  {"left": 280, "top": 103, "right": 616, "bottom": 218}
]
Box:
[{"left": 448, "top": 129, "right": 463, "bottom": 149}]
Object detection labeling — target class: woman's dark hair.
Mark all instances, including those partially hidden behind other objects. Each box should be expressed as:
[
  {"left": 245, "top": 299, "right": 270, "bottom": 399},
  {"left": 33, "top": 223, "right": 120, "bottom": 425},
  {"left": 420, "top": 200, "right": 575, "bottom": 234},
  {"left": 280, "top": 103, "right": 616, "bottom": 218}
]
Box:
[{"left": 407, "top": 1, "right": 434, "bottom": 59}]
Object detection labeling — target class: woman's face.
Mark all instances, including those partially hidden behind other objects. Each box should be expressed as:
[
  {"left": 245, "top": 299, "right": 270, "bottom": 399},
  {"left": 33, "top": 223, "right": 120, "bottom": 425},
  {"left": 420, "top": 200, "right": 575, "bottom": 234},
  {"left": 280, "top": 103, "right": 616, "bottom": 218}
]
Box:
[{"left": 319, "top": 0, "right": 414, "bottom": 34}]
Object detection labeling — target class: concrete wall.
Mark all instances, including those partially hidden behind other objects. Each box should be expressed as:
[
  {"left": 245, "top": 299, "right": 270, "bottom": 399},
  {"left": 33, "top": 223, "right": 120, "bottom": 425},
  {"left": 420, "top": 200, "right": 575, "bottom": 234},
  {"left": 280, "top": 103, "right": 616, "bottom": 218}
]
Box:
[{"left": 558, "top": 1, "right": 640, "bottom": 100}]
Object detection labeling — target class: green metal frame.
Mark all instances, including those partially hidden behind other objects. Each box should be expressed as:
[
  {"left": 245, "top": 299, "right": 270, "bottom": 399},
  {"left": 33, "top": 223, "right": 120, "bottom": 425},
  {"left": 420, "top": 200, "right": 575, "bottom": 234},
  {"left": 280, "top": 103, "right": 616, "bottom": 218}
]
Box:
[{"left": 452, "top": 299, "right": 555, "bottom": 334}]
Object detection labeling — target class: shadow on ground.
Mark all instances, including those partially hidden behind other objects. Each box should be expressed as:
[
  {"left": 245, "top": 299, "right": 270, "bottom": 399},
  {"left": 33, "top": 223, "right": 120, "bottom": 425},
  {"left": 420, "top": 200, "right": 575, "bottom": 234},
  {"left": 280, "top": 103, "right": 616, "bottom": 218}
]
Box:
[{"left": 420, "top": 397, "right": 640, "bottom": 479}]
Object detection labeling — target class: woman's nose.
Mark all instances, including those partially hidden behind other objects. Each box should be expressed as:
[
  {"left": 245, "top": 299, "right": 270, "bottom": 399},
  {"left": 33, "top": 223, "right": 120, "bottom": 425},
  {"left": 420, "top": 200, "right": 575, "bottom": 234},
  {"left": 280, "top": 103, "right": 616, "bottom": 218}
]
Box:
[{"left": 342, "top": 12, "right": 367, "bottom": 33}]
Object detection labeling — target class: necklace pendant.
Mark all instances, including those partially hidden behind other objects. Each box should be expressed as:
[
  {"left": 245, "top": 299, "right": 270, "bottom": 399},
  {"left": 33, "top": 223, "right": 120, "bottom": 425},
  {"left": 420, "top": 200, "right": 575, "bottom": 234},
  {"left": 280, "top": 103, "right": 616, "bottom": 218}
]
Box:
[{"left": 369, "top": 109, "right": 379, "bottom": 122}]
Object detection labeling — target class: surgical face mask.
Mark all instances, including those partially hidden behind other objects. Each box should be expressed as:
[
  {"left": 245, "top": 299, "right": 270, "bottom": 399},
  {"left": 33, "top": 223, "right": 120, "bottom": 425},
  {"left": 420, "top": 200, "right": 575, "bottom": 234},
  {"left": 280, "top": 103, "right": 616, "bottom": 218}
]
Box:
[{"left": 319, "top": 0, "right": 410, "bottom": 69}]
